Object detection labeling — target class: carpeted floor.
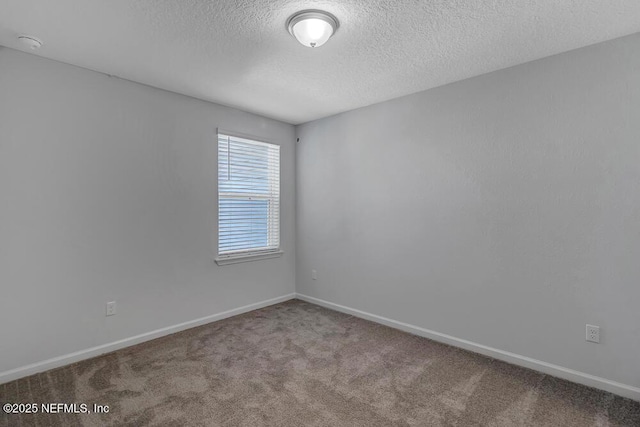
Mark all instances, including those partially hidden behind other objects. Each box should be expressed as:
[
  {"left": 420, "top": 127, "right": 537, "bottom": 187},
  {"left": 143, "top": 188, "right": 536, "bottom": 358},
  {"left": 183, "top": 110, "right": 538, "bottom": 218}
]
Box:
[{"left": 1, "top": 300, "right": 639, "bottom": 426}]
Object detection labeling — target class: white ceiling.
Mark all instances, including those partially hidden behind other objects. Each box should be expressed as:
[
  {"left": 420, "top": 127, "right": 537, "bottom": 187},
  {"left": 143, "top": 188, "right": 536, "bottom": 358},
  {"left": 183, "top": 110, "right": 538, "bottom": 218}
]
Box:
[{"left": 1, "top": 1, "right": 639, "bottom": 124}]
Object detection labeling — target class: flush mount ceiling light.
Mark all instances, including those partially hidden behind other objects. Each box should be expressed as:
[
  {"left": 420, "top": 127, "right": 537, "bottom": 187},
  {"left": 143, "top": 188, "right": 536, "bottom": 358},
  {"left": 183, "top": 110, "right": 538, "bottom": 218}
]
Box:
[
  {"left": 18, "top": 35, "right": 43, "bottom": 50},
  {"left": 286, "top": 10, "right": 339, "bottom": 48}
]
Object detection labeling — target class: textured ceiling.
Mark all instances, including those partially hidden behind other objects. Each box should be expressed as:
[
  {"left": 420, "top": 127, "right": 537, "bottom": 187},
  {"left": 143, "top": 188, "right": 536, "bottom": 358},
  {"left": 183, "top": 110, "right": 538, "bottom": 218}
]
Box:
[{"left": 1, "top": 1, "right": 639, "bottom": 124}]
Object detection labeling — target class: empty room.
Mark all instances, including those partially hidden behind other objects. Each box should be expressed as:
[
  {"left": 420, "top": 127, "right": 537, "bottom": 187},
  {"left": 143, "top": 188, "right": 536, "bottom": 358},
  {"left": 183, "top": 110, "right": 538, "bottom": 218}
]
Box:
[{"left": 1, "top": 1, "right": 639, "bottom": 426}]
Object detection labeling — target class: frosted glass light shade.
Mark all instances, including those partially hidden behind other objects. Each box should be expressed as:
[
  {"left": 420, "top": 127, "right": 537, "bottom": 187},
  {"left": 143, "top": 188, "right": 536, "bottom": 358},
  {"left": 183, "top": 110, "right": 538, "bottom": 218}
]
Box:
[{"left": 287, "top": 10, "right": 339, "bottom": 48}]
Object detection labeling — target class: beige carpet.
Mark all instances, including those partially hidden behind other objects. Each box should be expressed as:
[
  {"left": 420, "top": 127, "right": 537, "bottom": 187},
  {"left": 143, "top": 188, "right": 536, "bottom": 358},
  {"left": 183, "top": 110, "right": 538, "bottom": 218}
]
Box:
[{"left": 1, "top": 299, "right": 638, "bottom": 426}]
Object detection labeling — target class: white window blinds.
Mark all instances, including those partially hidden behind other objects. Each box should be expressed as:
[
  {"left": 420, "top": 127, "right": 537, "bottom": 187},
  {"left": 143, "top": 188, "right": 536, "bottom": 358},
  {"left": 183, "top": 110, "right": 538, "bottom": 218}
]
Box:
[{"left": 218, "top": 133, "right": 280, "bottom": 257}]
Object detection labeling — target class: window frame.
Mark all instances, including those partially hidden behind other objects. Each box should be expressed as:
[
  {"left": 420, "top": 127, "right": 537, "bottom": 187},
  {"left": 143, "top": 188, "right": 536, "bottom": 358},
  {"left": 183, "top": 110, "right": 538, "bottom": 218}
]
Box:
[{"left": 214, "top": 129, "right": 283, "bottom": 265}]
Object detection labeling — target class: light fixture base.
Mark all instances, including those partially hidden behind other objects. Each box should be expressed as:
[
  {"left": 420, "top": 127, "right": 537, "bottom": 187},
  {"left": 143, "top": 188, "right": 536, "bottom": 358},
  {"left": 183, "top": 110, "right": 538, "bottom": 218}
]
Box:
[{"left": 18, "top": 35, "right": 43, "bottom": 50}]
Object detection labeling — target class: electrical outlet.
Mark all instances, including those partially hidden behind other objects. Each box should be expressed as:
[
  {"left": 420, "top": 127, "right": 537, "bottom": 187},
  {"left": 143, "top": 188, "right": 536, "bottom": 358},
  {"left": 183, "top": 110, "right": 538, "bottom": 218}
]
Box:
[
  {"left": 106, "top": 301, "right": 117, "bottom": 316},
  {"left": 311, "top": 269, "right": 317, "bottom": 280},
  {"left": 586, "top": 324, "right": 600, "bottom": 343}
]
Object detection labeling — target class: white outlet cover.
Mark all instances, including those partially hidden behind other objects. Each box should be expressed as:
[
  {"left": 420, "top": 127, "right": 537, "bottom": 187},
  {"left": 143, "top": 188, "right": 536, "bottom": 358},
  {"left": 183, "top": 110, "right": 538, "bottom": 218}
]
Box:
[
  {"left": 586, "top": 324, "right": 600, "bottom": 343},
  {"left": 106, "top": 301, "right": 117, "bottom": 316}
]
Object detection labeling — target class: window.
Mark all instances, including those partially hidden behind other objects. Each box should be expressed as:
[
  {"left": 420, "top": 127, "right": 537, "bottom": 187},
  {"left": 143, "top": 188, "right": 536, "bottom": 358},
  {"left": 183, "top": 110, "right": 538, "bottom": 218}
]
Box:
[{"left": 216, "top": 132, "right": 280, "bottom": 263}]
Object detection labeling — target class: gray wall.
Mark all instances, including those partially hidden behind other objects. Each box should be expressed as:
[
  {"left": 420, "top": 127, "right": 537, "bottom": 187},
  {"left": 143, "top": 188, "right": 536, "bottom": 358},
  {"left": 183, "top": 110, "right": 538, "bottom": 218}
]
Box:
[
  {"left": 0, "top": 47, "right": 296, "bottom": 374},
  {"left": 296, "top": 34, "right": 640, "bottom": 388}
]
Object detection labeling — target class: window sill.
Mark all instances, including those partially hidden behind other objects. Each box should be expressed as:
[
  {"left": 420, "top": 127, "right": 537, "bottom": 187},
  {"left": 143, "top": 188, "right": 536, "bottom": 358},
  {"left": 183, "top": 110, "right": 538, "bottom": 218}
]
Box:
[{"left": 215, "top": 250, "right": 283, "bottom": 266}]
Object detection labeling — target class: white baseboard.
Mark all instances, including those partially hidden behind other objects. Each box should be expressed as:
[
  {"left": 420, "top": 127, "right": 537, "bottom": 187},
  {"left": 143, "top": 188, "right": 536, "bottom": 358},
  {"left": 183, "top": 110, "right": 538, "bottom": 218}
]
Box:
[
  {"left": 296, "top": 293, "right": 640, "bottom": 402},
  {"left": 0, "top": 293, "right": 296, "bottom": 385}
]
